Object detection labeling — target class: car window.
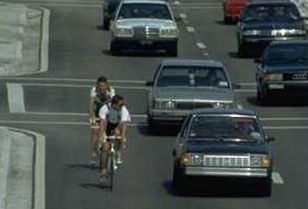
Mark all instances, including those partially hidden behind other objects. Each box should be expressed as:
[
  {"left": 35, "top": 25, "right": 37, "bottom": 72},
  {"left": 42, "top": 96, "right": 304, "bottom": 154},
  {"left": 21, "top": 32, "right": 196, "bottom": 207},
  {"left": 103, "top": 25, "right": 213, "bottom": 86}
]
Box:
[
  {"left": 243, "top": 4, "right": 300, "bottom": 22},
  {"left": 188, "top": 116, "right": 262, "bottom": 141},
  {"left": 264, "top": 44, "right": 308, "bottom": 65},
  {"left": 156, "top": 66, "right": 230, "bottom": 88},
  {"left": 118, "top": 3, "right": 172, "bottom": 20}
]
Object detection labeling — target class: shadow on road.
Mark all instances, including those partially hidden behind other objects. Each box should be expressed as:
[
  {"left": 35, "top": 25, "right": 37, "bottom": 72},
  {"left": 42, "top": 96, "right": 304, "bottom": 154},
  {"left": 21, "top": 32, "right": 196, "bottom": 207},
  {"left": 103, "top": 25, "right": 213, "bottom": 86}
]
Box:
[
  {"left": 68, "top": 163, "right": 100, "bottom": 171},
  {"left": 101, "top": 48, "right": 171, "bottom": 57},
  {"left": 246, "top": 95, "right": 308, "bottom": 107},
  {"left": 137, "top": 124, "right": 180, "bottom": 137},
  {"left": 80, "top": 182, "right": 111, "bottom": 190}
]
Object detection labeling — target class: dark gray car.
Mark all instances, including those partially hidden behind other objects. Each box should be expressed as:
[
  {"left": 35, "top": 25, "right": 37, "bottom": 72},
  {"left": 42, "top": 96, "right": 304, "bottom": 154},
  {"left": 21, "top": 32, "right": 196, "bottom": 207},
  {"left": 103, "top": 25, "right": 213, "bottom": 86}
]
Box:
[{"left": 147, "top": 59, "right": 238, "bottom": 130}]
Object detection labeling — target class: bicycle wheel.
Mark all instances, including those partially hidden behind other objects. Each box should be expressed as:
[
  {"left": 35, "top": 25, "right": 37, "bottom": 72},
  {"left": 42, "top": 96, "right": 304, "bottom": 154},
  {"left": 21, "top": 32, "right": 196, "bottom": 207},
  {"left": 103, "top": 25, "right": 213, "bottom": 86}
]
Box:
[
  {"left": 107, "top": 153, "right": 114, "bottom": 191},
  {"left": 98, "top": 146, "right": 103, "bottom": 170}
]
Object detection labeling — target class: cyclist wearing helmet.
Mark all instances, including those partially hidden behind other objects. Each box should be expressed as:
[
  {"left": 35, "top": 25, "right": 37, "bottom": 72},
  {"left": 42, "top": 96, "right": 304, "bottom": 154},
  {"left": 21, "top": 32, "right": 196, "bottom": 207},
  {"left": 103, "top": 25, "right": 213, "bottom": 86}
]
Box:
[
  {"left": 99, "top": 94, "right": 131, "bottom": 182},
  {"left": 89, "top": 76, "right": 115, "bottom": 164}
]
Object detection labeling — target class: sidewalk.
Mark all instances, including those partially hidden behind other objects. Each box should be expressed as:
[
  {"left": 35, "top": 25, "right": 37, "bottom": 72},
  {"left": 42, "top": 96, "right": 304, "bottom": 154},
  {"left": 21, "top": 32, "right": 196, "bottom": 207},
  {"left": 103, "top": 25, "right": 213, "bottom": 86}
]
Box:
[
  {"left": 0, "top": 127, "right": 45, "bottom": 209},
  {"left": 0, "top": 2, "right": 50, "bottom": 76}
]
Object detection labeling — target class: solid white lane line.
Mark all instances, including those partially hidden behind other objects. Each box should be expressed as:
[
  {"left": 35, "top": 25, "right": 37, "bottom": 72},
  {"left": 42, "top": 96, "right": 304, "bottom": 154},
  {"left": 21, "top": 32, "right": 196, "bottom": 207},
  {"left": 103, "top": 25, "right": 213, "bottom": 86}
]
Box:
[
  {"left": 6, "top": 83, "right": 26, "bottom": 113},
  {"left": 0, "top": 77, "right": 146, "bottom": 84},
  {"left": 1, "top": 120, "right": 308, "bottom": 129},
  {"left": 196, "top": 42, "right": 207, "bottom": 49},
  {"left": 272, "top": 172, "right": 284, "bottom": 184},
  {"left": 203, "top": 52, "right": 209, "bottom": 56},
  {"left": 21, "top": 83, "right": 148, "bottom": 90},
  {"left": 186, "top": 26, "right": 195, "bottom": 33},
  {"left": 173, "top": 1, "right": 180, "bottom": 5}
]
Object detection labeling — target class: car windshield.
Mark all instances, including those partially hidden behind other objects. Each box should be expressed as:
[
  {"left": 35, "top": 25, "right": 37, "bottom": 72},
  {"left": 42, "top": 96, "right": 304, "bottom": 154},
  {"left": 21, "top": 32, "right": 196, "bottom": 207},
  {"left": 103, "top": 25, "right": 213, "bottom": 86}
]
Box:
[
  {"left": 156, "top": 66, "right": 230, "bottom": 88},
  {"left": 188, "top": 115, "right": 262, "bottom": 141},
  {"left": 117, "top": 3, "right": 172, "bottom": 20},
  {"left": 264, "top": 44, "right": 308, "bottom": 65},
  {"left": 243, "top": 4, "right": 301, "bottom": 22}
]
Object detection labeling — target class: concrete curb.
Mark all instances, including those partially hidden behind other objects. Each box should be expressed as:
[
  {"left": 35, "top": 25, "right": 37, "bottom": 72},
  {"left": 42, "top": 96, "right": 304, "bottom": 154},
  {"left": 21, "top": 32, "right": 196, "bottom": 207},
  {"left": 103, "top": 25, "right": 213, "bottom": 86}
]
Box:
[
  {"left": 0, "top": 129, "right": 12, "bottom": 209},
  {"left": 0, "top": 126, "right": 45, "bottom": 209}
]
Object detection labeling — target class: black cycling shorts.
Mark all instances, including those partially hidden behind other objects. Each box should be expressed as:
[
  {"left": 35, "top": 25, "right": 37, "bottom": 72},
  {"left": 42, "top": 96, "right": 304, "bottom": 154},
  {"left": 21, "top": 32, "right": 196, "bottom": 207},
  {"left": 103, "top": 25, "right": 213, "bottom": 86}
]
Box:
[{"left": 106, "top": 122, "right": 119, "bottom": 136}]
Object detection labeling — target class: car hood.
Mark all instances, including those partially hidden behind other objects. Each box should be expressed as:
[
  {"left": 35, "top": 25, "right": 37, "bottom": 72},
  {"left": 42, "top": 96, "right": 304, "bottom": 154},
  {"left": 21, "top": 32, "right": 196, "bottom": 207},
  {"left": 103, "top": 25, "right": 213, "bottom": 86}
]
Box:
[
  {"left": 264, "top": 64, "right": 308, "bottom": 73},
  {"left": 115, "top": 18, "right": 176, "bottom": 28},
  {"left": 185, "top": 140, "right": 268, "bottom": 155},
  {"left": 243, "top": 20, "right": 304, "bottom": 30},
  {"left": 154, "top": 87, "right": 235, "bottom": 102}
]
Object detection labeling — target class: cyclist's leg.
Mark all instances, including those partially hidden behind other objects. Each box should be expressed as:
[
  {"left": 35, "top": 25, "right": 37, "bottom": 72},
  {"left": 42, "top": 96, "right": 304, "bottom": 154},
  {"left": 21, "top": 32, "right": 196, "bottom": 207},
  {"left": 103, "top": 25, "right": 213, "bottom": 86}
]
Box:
[
  {"left": 90, "top": 119, "right": 100, "bottom": 163},
  {"left": 100, "top": 122, "right": 114, "bottom": 179}
]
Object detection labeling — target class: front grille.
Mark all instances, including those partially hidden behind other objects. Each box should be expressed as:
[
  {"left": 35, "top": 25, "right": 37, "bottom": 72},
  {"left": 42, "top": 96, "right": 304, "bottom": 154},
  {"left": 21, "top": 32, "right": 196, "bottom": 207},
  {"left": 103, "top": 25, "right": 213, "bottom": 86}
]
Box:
[
  {"left": 283, "top": 72, "right": 308, "bottom": 81},
  {"left": 203, "top": 155, "right": 250, "bottom": 167},
  {"left": 133, "top": 27, "right": 159, "bottom": 39},
  {"left": 176, "top": 102, "right": 213, "bottom": 110}
]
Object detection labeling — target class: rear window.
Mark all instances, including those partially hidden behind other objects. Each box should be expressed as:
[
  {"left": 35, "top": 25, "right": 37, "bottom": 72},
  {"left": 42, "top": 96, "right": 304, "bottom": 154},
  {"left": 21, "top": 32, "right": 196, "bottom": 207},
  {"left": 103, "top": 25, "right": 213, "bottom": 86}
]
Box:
[
  {"left": 156, "top": 66, "right": 230, "bottom": 88},
  {"left": 118, "top": 3, "right": 172, "bottom": 20}
]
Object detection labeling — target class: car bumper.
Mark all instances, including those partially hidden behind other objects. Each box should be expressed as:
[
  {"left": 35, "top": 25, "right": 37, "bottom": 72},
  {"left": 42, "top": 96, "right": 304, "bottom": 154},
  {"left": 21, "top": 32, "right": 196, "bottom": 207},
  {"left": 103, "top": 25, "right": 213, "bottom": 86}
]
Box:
[
  {"left": 112, "top": 37, "right": 177, "bottom": 50},
  {"left": 264, "top": 80, "right": 308, "bottom": 92},
  {"left": 242, "top": 35, "right": 306, "bottom": 47},
  {"left": 149, "top": 109, "right": 190, "bottom": 123},
  {"left": 184, "top": 166, "right": 270, "bottom": 178}
]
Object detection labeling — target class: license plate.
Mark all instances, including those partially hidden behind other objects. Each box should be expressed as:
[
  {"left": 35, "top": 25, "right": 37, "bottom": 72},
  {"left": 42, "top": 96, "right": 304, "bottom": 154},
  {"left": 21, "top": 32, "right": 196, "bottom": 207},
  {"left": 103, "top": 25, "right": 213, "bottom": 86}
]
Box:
[
  {"left": 292, "top": 73, "right": 308, "bottom": 80},
  {"left": 268, "top": 84, "right": 284, "bottom": 89},
  {"left": 140, "top": 40, "right": 153, "bottom": 45}
]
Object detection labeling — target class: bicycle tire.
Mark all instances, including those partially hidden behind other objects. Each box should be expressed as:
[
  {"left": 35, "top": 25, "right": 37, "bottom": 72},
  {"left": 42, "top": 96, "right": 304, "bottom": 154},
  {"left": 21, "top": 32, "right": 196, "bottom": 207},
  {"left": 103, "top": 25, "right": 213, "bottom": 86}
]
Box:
[
  {"left": 107, "top": 154, "right": 114, "bottom": 191},
  {"left": 98, "top": 147, "right": 103, "bottom": 170}
]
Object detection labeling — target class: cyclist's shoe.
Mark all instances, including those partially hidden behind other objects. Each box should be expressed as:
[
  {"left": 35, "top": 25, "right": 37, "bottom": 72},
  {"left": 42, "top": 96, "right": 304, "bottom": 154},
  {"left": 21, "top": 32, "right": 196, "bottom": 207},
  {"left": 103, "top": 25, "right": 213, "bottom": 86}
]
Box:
[{"left": 116, "top": 152, "right": 123, "bottom": 165}]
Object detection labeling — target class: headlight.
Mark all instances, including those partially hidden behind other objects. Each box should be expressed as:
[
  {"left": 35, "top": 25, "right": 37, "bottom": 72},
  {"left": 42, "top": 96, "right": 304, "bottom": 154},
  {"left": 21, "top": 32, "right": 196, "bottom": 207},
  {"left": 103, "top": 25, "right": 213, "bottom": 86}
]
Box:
[
  {"left": 180, "top": 153, "right": 204, "bottom": 166},
  {"left": 213, "top": 102, "right": 232, "bottom": 108},
  {"left": 242, "top": 30, "right": 261, "bottom": 36},
  {"left": 154, "top": 100, "right": 175, "bottom": 109},
  {"left": 180, "top": 153, "right": 190, "bottom": 166},
  {"left": 262, "top": 73, "right": 283, "bottom": 81},
  {"left": 160, "top": 28, "right": 178, "bottom": 38},
  {"left": 250, "top": 155, "right": 271, "bottom": 167},
  {"left": 114, "top": 27, "right": 134, "bottom": 37},
  {"left": 271, "top": 29, "right": 306, "bottom": 36}
]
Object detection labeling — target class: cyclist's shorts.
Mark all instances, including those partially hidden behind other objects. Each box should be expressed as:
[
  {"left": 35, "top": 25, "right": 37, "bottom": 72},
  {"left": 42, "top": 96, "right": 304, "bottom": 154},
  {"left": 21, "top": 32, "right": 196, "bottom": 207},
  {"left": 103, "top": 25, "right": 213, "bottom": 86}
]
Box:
[{"left": 106, "top": 122, "right": 119, "bottom": 136}]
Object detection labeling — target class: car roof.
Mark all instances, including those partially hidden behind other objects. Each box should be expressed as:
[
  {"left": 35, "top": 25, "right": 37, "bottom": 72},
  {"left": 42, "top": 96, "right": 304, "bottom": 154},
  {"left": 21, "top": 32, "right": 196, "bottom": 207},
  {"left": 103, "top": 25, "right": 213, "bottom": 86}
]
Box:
[
  {"left": 161, "top": 59, "right": 225, "bottom": 68},
  {"left": 122, "top": 0, "right": 168, "bottom": 4},
  {"left": 270, "top": 40, "right": 308, "bottom": 46},
  {"left": 191, "top": 108, "right": 257, "bottom": 117}
]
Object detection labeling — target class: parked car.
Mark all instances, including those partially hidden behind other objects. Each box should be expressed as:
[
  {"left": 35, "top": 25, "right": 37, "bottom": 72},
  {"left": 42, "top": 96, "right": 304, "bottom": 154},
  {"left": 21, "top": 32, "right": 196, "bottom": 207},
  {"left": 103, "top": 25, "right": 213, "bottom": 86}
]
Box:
[
  {"left": 147, "top": 59, "right": 238, "bottom": 130},
  {"left": 110, "top": 0, "right": 179, "bottom": 56},
  {"left": 236, "top": 1, "right": 306, "bottom": 57},
  {"left": 103, "top": 0, "right": 121, "bottom": 30},
  {"left": 223, "top": 0, "right": 248, "bottom": 23},
  {"left": 172, "top": 108, "right": 275, "bottom": 196},
  {"left": 255, "top": 40, "right": 308, "bottom": 104}
]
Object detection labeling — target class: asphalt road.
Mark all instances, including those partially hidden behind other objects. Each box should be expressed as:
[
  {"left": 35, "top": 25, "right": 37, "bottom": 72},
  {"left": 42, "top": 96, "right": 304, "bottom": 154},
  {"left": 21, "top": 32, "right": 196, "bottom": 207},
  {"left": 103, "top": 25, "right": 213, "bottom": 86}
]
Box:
[{"left": 1, "top": 0, "right": 308, "bottom": 209}]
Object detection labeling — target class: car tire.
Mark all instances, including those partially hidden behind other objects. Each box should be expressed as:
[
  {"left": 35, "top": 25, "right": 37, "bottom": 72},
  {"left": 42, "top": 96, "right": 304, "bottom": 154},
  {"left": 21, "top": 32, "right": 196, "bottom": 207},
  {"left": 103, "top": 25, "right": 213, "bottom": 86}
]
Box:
[
  {"left": 167, "top": 43, "right": 178, "bottom": 57},
  {"left": 110, "top": 41, "right": 121, "bottom": 56},
  {"left": 257, "top": 88, "right": 269, "bottom": 106},
  {"left": 238, "top": 42, "right": 246, "bottom": 58},
  {"left": 173, "top": 164, "right": 187, "bottom": 196},
  {"left": 103, "top": 18, "right": 110, "bottom": 30},
  {"left": 147, "top": 116, "right": 158, "bottom": 134},
  {"left": 258, "top": 178, "right": 272, "bottom": 196}
]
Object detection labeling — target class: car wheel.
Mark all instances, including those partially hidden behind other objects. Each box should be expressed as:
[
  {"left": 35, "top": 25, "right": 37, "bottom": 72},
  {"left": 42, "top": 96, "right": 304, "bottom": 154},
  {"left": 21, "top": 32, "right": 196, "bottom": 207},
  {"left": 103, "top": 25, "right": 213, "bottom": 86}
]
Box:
[
  {"left": 167, "top": 43, "right": 178, "bottom": 57},
  {"left": 173, "top": 164, "right": 187, "bottom": 195},
  {"left": 238, "top": 42, "right": 246, "bottom": 58},
  {"left": 147, "top": 116, "right": 158, "bottom": 134},
  {"left": 257, "top": 88, "right": 269, "bottom": 106},
  {"left": 258, "top": 178, "right": 272, "bottom": 196},
  {"left": 110, "top": 41, "right": 121, "bottom": 56},
  {"left": 103, "top": 18, "right": 110, "bottom": 30}
]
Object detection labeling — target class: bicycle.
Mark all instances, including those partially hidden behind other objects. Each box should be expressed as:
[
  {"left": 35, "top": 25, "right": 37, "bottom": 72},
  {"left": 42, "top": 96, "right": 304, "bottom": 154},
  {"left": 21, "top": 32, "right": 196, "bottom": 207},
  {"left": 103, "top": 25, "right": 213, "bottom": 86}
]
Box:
[{"left": 98, "top": 135, "right": 122, "bottom": 191}]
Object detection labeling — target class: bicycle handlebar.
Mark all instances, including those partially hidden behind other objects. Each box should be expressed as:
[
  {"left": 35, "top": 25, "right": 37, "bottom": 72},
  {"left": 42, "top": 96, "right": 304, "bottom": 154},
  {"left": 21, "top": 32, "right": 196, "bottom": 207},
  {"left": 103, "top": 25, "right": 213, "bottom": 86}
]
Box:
[{"left": 105, "top": 136, "right": 123, "bottom": 140}]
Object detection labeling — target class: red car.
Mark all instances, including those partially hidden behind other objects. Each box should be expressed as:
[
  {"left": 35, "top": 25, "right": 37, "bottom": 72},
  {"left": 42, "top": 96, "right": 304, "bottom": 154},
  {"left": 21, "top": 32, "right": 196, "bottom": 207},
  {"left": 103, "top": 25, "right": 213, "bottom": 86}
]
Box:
[{"left": 223, "top": 0, "right": 248, "bottom": 23}]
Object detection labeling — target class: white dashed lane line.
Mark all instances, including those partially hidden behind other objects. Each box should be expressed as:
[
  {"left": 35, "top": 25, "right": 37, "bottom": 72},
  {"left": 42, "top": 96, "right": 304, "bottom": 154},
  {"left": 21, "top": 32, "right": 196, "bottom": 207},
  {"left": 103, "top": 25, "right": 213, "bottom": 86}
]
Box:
[
  {"left": 179, "top": 13, "right": 187, "bottom": 19},
  {"left": 196, "top": 42, "right": 207, "bottom": 49},
  {"left": 186, "top": 26, "right": 195, "bottom": 33},
  {"left": 6, "top": 83, "right": 26, "bottom": 113},
  {"left": 272, "top": 172, "right": 284, "bottom": 184}
]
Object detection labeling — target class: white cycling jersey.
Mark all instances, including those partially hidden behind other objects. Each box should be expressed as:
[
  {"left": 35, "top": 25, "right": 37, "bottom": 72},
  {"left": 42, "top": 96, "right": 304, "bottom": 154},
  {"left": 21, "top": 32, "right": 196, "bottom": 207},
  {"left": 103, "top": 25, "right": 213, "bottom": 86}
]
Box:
[
  {"left": 90, "top": 86, "right": 115, "bottom": 100},
  {"left": 99, "top": 104, "right": 131, "bottom": 124}
]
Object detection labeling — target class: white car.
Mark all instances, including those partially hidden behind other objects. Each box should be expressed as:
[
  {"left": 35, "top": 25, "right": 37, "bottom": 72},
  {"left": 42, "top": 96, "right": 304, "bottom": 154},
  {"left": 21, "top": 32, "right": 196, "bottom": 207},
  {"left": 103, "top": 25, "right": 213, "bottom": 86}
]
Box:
[{"left": 110, "top": 0, "right": 179, "bottom": 56}]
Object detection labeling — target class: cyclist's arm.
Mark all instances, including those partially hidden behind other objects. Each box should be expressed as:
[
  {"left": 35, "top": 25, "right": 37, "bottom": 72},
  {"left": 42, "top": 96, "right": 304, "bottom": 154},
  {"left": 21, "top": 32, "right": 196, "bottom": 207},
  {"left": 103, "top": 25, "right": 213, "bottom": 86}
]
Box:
[
  {"left": 99, "top": 105, "right": 109, "bottom": 140},
  {"left": 119, "top": 106, "right": 131, "bottom": 141},
  {"left": 89, "top": 96, "right": 96, "bottom": 119}
]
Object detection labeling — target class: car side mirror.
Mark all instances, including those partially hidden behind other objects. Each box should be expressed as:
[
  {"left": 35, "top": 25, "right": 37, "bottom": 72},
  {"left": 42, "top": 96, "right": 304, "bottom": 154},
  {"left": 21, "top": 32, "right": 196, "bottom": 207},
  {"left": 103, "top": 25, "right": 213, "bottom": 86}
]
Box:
[
  {"left": 266, "top": 135, "right": 275, "bottom": 142},
  {"left": 232, "top": 83, "right": 241, "bottom": 89},
  {"left": 146, "top": 81, "right": 153, "bottom": 86}
]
